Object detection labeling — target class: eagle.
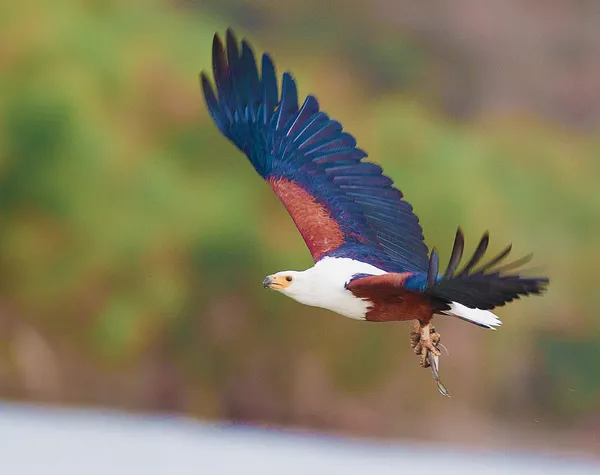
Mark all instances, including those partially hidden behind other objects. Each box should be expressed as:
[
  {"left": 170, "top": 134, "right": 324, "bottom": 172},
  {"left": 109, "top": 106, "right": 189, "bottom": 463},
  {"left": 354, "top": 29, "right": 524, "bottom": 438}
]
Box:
[{"left": 200, "top": 30, "right": 549, "bottom": 395}]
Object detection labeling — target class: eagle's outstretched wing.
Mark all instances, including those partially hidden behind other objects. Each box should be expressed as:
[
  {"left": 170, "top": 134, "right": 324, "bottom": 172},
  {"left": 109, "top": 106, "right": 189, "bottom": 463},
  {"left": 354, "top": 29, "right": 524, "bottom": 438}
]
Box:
[{"left": 201, "top": 30, "right": 428, "bottom": 272}]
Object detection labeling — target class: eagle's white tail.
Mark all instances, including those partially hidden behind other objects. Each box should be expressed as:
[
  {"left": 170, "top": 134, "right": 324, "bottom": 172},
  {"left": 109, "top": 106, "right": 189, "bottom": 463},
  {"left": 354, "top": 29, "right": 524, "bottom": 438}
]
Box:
[{"left": 443, "top": 301, "right": 502, "bottom": 329}]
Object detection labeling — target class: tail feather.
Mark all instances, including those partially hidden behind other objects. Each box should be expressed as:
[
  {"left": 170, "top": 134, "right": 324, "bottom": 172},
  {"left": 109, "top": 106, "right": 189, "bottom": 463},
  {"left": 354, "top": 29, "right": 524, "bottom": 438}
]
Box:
[
  {"left": 443, "top": 302, "right": 502, "bottom": 329},
  {"left": 426, "top": 228, "right": 548, "bottom": 324}
]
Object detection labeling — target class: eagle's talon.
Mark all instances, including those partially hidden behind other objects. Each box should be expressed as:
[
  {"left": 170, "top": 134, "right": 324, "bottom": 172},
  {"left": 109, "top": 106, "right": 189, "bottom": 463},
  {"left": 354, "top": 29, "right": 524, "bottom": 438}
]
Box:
[
  {"left": 409, "top": 322, "right": 421, "bottom": 351},
  {"left": 419, "top": 337, "right": 441, "bottom": 367},
  {"left": 411, "top": 320, "right": 443, "bottom": 374},
  {"left": 410, "top": 320, "right": 441, "bottom": 367}
]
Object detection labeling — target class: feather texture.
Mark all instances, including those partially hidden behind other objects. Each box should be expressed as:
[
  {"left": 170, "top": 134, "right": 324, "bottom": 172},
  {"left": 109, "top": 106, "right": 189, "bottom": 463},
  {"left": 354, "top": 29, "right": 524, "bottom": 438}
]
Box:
[
  {"left": 404, "top": 228, "right": 549, "bottom": 310},
  {"left": 201, "top": 30, "right": 429, "bottom": 271}
]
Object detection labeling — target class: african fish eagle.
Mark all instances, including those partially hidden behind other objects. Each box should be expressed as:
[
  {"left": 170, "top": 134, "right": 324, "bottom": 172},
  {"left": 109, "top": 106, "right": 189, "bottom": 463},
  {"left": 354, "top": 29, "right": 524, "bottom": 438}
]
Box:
[{"left": 200, "top": 30, "right": 549, "bottom": 395}]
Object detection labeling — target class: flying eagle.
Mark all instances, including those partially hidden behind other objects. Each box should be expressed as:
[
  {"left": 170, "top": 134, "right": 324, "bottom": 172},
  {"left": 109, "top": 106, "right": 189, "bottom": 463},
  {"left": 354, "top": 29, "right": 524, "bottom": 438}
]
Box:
[{"left": 200, "top": 30, "right": 549, "bottom": 395}]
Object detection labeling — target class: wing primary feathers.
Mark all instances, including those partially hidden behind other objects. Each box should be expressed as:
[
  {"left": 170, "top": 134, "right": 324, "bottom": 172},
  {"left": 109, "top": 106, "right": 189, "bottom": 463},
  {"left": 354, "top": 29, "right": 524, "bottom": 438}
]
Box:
[
  {"left": 212, "top": 34, "right": 233, "bottom": 120},
  {"left": 426, "top": 248, "right": 439, "bottom": 290},
  {"left": 226, "top": 29, "right": 243, "bottom": 108},
  {"left": 202, "top": 29, "right": 430, "bottom": 269},
  {"left": 275, "top": 72, "right": 299, "bottom": 131},
  {"left": 240, "top": 40, "right": 261, "bottom": 112},
  {"left": 444, "top": 227, "right": 464, "bottom": 279},
  {"left": 261, "top": 54, "right": 278, "bottom": 118},
  {"left": 458, "top": 232, "right": 489, "bottom": 277},
  {"left": 200, "top": 73, "right": 222, "bottom": 128}
]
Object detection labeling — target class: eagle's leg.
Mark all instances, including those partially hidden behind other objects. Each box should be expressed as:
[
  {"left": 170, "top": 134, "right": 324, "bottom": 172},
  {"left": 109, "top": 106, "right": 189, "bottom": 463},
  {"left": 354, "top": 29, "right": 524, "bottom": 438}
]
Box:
[
  {"left": 410, "top": 320, "right": 441, "bottom": 367},
  {"left": 410, "top": 320, "right": 450, "bottom": 396}
]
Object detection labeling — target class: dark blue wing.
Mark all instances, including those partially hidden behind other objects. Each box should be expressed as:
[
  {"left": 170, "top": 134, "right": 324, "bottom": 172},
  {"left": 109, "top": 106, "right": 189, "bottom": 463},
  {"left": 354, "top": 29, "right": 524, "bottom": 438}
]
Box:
[{"left": 201, "top": 30, "right": 429, "bottom": 271}]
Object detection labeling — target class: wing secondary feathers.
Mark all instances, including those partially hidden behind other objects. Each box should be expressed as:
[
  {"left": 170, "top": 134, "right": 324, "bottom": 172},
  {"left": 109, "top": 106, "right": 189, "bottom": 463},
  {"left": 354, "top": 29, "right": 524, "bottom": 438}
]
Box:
[{"left": 201, "top": 30, "right": 429, "bottom": 270}]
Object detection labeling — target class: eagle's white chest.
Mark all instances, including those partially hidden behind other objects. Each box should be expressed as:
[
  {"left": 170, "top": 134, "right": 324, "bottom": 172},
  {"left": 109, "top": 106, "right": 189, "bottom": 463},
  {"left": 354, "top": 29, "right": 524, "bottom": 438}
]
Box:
[{"left": 283, "top": 257, "right": 387, "bottom": 320}]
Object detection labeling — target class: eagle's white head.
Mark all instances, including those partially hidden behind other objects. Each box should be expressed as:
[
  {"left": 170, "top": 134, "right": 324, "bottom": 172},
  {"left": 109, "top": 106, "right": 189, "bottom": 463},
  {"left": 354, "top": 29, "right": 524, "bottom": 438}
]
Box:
[{"left": 263, "top": 270, "right": 313, "bottom": 304}]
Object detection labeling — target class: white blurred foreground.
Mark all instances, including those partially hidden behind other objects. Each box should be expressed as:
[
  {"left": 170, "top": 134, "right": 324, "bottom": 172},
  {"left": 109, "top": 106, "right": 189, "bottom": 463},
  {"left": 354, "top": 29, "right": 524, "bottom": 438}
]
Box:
[{"left": 1, "top": 402, "right": 599, "bottom": 475}]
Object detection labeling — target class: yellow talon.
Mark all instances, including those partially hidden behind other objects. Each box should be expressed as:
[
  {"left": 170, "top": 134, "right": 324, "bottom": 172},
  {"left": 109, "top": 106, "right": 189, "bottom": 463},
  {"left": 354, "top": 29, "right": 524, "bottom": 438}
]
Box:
[{"left": 410, "top": 320, "right": 450, "bottom": 396}]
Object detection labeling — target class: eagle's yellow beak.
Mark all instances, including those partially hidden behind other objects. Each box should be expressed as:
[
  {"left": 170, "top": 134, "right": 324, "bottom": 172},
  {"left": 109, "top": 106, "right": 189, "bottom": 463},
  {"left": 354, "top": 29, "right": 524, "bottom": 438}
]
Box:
[{"left": 263, "top": 274, "right": 292, "bottom": 290}]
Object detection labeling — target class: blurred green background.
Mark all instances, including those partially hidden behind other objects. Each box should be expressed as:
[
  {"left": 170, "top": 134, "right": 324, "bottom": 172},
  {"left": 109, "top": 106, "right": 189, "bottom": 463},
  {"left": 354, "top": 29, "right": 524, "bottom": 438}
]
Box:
[{"left": 1, "top": 0, "right": 599, "bottom": 456}]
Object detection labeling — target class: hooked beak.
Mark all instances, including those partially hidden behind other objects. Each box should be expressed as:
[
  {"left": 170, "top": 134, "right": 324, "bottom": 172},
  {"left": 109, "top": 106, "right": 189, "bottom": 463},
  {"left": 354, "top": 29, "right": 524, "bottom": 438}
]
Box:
[
  {"left": 263, "top": 275, "right": 285, "bottom": 290},
  {"left": 263, "top": 275, "right": 275, "bottom": 289}
]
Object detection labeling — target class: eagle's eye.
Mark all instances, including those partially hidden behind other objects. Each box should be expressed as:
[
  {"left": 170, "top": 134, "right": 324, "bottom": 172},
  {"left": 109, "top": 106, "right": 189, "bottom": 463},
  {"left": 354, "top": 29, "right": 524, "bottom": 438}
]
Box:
[{"left": 285, "top": 276, "right": 293, "bottom": 282}]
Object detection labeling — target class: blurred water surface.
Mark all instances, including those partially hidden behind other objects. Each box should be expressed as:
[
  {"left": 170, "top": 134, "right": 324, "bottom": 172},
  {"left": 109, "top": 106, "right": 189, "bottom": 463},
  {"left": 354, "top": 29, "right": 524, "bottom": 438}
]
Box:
[{"left": 2, "top": 403, "right": 600, "bottom": 475}]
